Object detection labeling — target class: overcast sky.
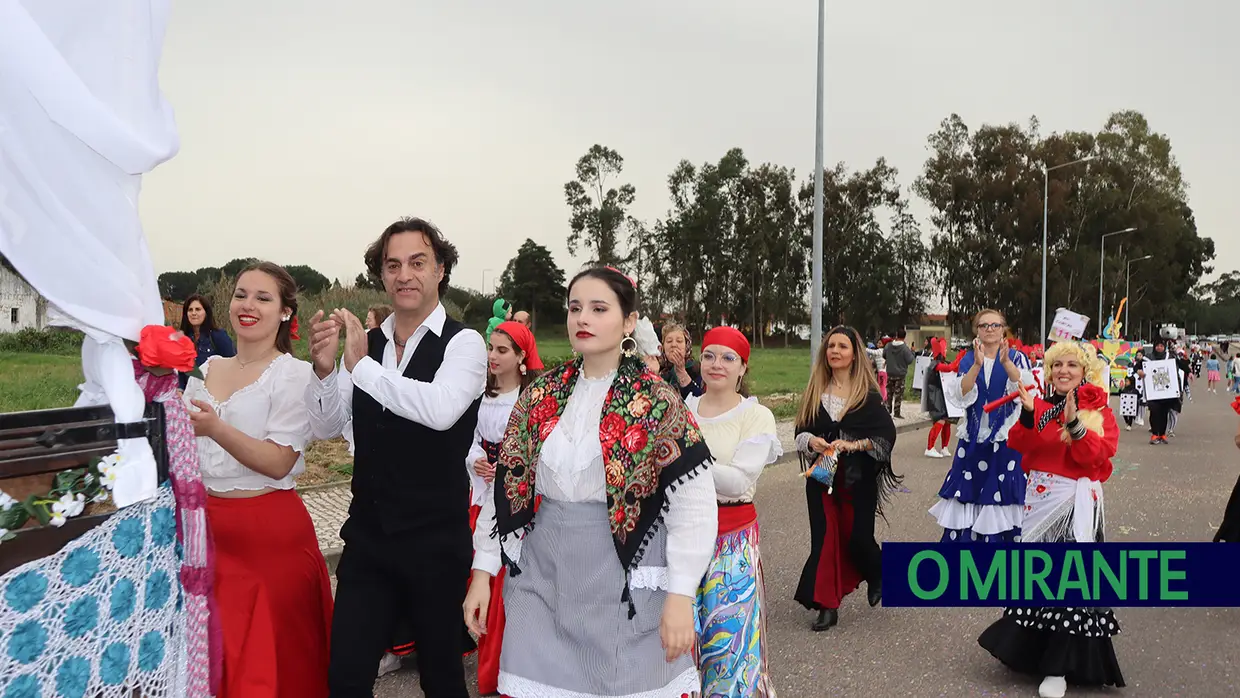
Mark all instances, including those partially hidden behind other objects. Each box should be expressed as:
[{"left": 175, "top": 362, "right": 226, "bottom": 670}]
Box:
[{"left": 139, "top": 0, "right": 1239, "bottom": 303}]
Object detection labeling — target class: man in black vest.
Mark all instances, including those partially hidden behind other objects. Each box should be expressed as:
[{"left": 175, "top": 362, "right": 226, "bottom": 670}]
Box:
[{"left": 305, "top": 217, "right": 487, "bottom": 697}]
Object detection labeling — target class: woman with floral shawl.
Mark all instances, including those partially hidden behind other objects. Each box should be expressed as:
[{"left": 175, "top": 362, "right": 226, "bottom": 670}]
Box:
[
  {"left": 978, "top": 341, "right": 1124, "bottom": 698},
  {"left": 793, "top": 326, "right": 900, "bottom": 632},
  {"left": 464, "top": 267, "right": 718, "bottom": 698}
]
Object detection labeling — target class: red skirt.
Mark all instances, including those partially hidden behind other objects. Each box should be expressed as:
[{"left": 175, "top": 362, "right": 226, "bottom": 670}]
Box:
[
  {"left": 207, "top": 489, "right": 334, "bottom": 698},
  {"left": 794, "top": 480, "right": 863, "bottom": 610}
]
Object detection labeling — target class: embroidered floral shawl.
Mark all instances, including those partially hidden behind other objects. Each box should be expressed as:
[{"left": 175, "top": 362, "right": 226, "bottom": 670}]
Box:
[{"left": 494, "top": 354, "right": 711, "bottom": 576}]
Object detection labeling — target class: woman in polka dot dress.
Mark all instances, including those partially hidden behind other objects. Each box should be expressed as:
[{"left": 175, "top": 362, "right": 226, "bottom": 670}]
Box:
[
  {"left": 928, "top": 309, "right": 1033, "bottom": 543},
  {"left": 978, "top": 341, "right": 1124, "bottom": 698}
]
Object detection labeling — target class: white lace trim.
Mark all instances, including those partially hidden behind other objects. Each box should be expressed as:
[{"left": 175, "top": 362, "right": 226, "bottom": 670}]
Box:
[
  {"left": 629, "top": 565, "right": 668, "bottom": 591},
  {"left": 498, "top": 667, "right": 700, "bottom": 698},
  {"left": 928, "top": 498, "right": 1023, "bottom": 536}
]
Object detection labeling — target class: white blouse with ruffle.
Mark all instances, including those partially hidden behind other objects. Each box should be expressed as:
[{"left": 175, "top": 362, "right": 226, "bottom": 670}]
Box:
[
  {"left": 472, "top": 371, "right": 718, "bottom": 597},
  {"left": 686, "top": 395, "right": 782, "bottom": 504},
  {"left": 183, "top": 353, "right": 314, "bottom": 493}
]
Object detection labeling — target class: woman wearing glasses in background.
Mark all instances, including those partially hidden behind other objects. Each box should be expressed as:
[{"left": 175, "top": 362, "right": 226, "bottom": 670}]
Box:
[{"left": 928, "top": 309, "right": 1033, "bottom": 543}]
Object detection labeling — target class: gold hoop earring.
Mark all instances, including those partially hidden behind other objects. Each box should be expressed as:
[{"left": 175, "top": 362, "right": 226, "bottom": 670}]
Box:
[{"left": 621, "top": 335, "right": 638, "bottom": 358}]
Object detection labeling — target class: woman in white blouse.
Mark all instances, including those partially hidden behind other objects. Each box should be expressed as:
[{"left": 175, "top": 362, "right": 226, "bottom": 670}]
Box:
[
  {"left": 687, "top": 326, "right": 782, "bottom": 697},
  {"left": 463, "top": 266, "right": 718, "bottom": 698},
  {"left": 183, "top": 262, "right": 332, "bottom": 698}
]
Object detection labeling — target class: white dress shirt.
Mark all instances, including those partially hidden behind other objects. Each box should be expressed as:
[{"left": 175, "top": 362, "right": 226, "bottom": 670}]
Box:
[
  {"left": 472, "top": 370, "right": 718, "bottom": 597},
  {"left": 686, "top": 395, "right": 782, "bottom": 503},
  {"left": 305, "top": 303, "right": 487, "bottom": 438}
]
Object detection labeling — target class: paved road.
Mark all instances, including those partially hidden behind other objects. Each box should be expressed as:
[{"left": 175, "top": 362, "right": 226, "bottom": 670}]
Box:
[{"left": 372, "top": 390, "right": 1240, "bottom": 697}]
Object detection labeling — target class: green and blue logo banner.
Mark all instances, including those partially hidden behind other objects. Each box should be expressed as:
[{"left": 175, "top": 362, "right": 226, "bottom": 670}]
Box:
[{"left": 882, "top": 543, "right": 1229, "bottom": 607}]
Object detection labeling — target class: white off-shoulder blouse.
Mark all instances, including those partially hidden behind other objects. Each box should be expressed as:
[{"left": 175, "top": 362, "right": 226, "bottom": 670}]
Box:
[
  {"left": 183, "top": 353, "right": 315, "bottom": 493},
  {"left": 472, "top": 371, "right": 718, "bottom": 597},
  {"left": 466, "top": 388, "right": 519, "bottom": 507},
  {"left": 943, "top": 354, "right": 1034, "bottom": 442},
  {"left": 685, "top": 395, "right": 782, "bottom": 504}
]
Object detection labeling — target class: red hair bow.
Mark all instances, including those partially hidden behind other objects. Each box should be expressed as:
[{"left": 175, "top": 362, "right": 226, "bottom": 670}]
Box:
[
  {"left": 604, "top": 266, "right": 637, "bottom": 289},
  {"left": 288, "top": 316, "right": 300, "bottom": 340}
]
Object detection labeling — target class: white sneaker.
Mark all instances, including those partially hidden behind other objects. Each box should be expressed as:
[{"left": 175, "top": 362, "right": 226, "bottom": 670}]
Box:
[
  {"left": 377, "top": 652, "right": 401, "bottom": 678},
  {"left": 1125, "top": 424, "right": 1131, "bottom": 431},
  {"left": 1038, "top": 675, "right": 1067, "bottom": 698},
  {"left": 924, "top": 448, "right": 944, "bottom": 458},
  {"left": 939, "top": 447, "right": 952, "bottom": 458}
]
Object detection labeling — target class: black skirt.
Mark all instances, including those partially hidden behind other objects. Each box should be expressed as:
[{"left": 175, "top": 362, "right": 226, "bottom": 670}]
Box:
[
  {"left": 978, "top": 607, "right": 1125, "bottom": 687},
  {"left": 978, "top": 522, "right": 1125, "bottom": 688}
]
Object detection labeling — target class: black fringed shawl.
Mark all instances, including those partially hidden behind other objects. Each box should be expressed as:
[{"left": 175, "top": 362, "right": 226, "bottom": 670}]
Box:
[
  {"left": 492, "top": 354, "right": 712, "bottom": 616},
  {"left": 796, "top": 390, "right": 901, "bottom": 517}
]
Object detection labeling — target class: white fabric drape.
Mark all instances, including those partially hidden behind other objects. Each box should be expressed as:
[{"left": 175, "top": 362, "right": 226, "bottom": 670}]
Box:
[{"left": 0, "top": 0, "right": 179, "bottom": 507}]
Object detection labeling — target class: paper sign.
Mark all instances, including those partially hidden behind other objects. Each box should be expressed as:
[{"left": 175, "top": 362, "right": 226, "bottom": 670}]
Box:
[
  {"left": 1049, "top": 308, "right": 1090, "bottom": 343},
  {"left": 941, "top": 374, "right": 966, "bottom": 418},
  {"left": 912, "top": 356, "right": 932, "bottom": 390},
  {"left": 1142, "top": 358, "right": 1181, "bottom": 402}
]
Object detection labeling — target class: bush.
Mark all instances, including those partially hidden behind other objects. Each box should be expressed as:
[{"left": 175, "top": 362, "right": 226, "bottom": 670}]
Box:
[{"left": 0, "top": 328, "right": 83, "bottom": 355}]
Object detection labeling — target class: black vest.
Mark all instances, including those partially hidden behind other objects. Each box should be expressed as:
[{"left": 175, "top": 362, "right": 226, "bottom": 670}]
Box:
[{"left": 349, "top": 318, "right": 482, "bottom": 534}]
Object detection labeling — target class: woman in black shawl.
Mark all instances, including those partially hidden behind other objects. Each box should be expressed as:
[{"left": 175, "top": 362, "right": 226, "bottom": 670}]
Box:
[{"left": 793, "top": 325, "right": 901, "bottom": 631}]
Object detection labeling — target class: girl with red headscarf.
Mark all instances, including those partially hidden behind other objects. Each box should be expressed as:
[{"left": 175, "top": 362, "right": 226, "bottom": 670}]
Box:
[
  {"left": 465, "top": 320, "right": 543, "bottom": 694},
  {"left": 686, "top": 326, "right": 782, "bottom": 696}
]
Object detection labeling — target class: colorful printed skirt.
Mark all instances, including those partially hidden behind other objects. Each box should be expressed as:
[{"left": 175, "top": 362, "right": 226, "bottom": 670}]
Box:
[
  {"left": 696, "top": 503, "right": 777, "bottom": 698},
  {"left": 929, "top": 437, "right": 1025, "bottom": 542}
]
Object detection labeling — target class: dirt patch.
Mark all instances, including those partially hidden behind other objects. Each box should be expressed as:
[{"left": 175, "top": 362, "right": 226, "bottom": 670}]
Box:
[{"left": 301, "top": 438, "right": 354, "bottom": 487}]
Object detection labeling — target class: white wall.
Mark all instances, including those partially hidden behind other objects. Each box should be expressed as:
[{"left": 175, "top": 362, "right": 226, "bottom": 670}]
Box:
[{"left": 0, "top": 267, "right": 45, "bottom": 333}]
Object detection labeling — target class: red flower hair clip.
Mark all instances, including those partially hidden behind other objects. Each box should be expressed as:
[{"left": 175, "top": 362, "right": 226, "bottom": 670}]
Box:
[{"left": 288, "top": 316, "right": 300, "bottom": 340}]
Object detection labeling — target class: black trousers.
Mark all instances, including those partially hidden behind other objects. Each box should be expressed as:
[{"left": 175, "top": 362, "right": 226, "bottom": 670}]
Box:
[
  {"left": 1148, "top": 400, "right": 1171, "bottom": 437},
  {"left": 328, "top": 518, "right": 472, "bottom": 698}
]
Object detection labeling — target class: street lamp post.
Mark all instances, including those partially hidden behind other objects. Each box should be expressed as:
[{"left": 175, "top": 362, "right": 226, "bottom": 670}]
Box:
[
  {"left": 1040, "top": 155, "right": 1095, "bottom": 342},
  {"left": 1098, "top": 227, "right": 1136, "bottom": 332},
  {"left": 1125, "top": 255, "right": 1152, "bottom": 336},
  {"left": 809, "top": 0, "right": 825, "bottom": 364}
]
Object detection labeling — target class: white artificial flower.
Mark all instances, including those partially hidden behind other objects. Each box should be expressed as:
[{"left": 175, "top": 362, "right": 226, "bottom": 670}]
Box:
[
  {"left": 53, "top": 493, "right": 85, "bottom": 519},
  {"left": 49, "top": 512, "right": 66, "bottom": 528},
  {"left": 100, "top": 453, "right": 122, "bottom": 470},
  {"left": 92, "top": 492, "right": 109, "bottom": 504},
  {"left": 0, "top": 491, "right": 15, "bottom": 512}
]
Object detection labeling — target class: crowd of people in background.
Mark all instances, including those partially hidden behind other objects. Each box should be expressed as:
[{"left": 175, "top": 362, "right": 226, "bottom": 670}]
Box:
[{"left": 171, "top": 215, "right": 1240, "bottom": 698}]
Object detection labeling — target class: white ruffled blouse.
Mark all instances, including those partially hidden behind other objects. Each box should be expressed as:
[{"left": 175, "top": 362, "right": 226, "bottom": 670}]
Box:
[
  {"left": 466, "top": 388, "right": 519, "bottom": 506},
  {"left": 183, "top": 353, "right": 314, "bottom": 493},
  {"left": 686, "top": 395, "right": 782, "bottom": 504},
  {"left": 472, "top": 370, "right": 718, "bottom": 597}
]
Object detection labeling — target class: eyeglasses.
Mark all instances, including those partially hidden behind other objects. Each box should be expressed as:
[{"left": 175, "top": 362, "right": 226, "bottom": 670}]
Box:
[
  {"left": 976, "top": 323, "right": 1005, "bottom": 330},
  {"left": 700, "top": 350, "right": 742, "bottom": 365}
]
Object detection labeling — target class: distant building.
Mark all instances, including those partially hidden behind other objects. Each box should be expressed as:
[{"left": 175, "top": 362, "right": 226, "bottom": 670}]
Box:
[{"left": 0, "top": 265, "right": 47, "bottom": 333}]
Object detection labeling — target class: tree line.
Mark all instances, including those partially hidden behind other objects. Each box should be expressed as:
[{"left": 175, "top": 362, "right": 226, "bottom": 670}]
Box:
[{"left": 557, "top": 110, "right": 1232, "bottom": 342}]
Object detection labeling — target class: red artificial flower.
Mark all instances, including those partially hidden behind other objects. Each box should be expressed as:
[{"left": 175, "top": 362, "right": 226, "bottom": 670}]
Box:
[
  {"left": 621, "top": 424, "right": 649, "bottom": 453},
  {"left": 1231, "top": 395, "right": 1240, "bottom": 416},
  {"left": 288, "top": 316, "right": 301, "bottom": 340},
  {"left": 600, "top": 412, "right": 626, "bottom": 449},
  {"left": 138, "top": 325, "right": 197, "bottom": 373}
]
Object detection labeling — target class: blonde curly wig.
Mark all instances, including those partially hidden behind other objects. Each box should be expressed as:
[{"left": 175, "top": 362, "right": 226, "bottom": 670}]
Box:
[{"left": 1042, "top": 341, "right": 1108, "bottom": 441}]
